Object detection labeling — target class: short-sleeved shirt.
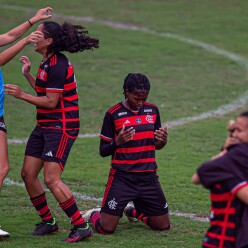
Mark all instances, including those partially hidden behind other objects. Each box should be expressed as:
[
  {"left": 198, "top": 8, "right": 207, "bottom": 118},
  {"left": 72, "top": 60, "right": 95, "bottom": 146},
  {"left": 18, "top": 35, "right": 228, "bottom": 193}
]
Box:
[
  {"left": 0, "top": 69, "right": 5, "bottom": 117},
  {"left": 35, "top": 52, "right": 79, "bottom": 138},
  {"left": 198, "top": 144, "right": 248, "bottom": 248},
  {"left": 100, "top": 102, "right": 161, "bottom": 172}
]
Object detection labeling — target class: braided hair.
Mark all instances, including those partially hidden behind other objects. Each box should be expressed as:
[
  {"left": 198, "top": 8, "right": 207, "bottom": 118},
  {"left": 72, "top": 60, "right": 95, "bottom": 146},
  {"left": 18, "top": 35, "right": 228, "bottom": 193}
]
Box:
[
  {"left": 42, "top": 21, "right": 99, "bottom": 56},
  {"left": 123, "top": 73, "right": 150, "bottom": 98}
]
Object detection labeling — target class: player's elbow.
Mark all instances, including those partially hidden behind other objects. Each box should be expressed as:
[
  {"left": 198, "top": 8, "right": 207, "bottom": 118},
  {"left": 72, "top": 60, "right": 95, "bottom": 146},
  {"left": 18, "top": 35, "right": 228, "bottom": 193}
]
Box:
[
  {"left": 99, "top": 150, "right": 108, "bottom": 157},
  {"left": 191, "top": 173, "right": 201, "bottom": 184}
]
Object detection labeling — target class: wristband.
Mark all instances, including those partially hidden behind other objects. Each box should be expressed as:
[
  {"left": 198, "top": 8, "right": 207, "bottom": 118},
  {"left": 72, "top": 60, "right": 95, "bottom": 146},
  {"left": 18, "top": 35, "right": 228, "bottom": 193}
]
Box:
[{"left": 28, "top": 20, "right": 33, "bottom": 26}]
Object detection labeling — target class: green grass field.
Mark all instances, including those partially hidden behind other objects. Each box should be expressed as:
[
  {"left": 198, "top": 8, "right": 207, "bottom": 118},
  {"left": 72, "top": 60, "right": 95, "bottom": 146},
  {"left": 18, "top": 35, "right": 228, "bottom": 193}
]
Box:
[{"left": 1, "top": 1, "right": 248, "bottom": 247}]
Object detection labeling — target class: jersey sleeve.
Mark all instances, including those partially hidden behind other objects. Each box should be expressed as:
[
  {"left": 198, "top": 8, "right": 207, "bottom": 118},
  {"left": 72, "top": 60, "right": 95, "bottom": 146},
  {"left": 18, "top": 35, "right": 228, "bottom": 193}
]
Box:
[
  {"left": 198, "top": 154, "right": 238, "bottom": 188},
  {"left": 46, "top": 61, "right": 67, "bottom": 93},
  {"left": 99, "top": 111, "right": 115, "bottom": 142},
  {"left": 221, "top": 178, "right": 248, "bottom": 194},
  {"left": 198, "top": 146, "right": 248, "bottom": 190}
]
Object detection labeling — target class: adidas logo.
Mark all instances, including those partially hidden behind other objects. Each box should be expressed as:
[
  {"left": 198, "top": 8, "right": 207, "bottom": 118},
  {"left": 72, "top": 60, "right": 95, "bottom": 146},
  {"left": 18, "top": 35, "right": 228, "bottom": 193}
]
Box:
[
  {"left": 124, "top": 120, "right": 130, "bottom": 125},
  {"left": 45, "top": 151, "right": 53, "bottom": 157}
]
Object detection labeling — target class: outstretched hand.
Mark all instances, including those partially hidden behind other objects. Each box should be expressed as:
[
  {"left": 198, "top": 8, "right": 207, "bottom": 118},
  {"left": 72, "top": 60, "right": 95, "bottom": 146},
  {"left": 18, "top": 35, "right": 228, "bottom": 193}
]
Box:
[
  {"left": 20, "top": 56, "right": 32, "bottom": 76},
  {"left": 34, "top": 7, "right": 53, "bottom": 21},
  {"left": 4, "top": 84, "right": 23, "bottom": 99},
  {"left": 115, "top": 125, "right": 135, "bottom": 146}
]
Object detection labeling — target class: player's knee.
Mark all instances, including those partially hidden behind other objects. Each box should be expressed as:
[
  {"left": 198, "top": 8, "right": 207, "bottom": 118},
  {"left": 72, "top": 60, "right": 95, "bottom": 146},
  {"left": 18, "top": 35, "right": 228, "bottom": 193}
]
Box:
[
  {"left": 160, "top": 223, "right": 170, "bottom": 231},
  {"left": 148, "top": 218, "right": 170, "bottom": 231},
  {"left": 44, "top": 176, "right": 59, "bottom": 190},
  {"left": 150, "top": 223, "right": 170, "bottom": 231},
  {"left": 96, "top": 224, "right": 116, "bottom": 235},
  {"left": 21, "top": 168, "right": 27, "bottom": 182}
]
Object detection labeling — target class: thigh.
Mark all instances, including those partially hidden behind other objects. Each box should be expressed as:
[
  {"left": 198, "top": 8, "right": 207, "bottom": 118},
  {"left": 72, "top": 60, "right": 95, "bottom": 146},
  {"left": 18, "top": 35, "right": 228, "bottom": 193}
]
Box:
[
  {"left": 135, "top": 174, "right": 169, "bottom": 217},
  {"left": 101, "top": 169, "right": 138, "bottom": 216},
  {"left": 22, "top": 155, "right": 44, "bottom": 178},
  {"left": 43, "top": 161, "right": 62, "bottom": 181}
]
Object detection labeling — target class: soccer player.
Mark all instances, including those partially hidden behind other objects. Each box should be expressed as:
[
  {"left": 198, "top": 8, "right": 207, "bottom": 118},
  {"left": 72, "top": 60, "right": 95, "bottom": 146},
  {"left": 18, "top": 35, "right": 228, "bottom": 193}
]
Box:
[
  {"left": 5, "top": 21, "right": 99, "bottom": 242},
  {"left": 192, "top": 111, "right": 248, "bottom": 248},
  {"left": 211, "top": 119, "right": 239, "bottom": 160},
  {"left": 82, "top": 73, "right": 170, "bottom": 235},
  {"left": 0, "top": 7, "right": 53, "bottom": 238}
]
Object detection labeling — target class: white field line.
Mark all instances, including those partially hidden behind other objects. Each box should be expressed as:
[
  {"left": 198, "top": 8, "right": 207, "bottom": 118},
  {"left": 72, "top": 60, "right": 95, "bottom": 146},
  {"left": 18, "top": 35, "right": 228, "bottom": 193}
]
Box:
[{"left": 3, "top": 178, "right": 208, "bottom": 222}]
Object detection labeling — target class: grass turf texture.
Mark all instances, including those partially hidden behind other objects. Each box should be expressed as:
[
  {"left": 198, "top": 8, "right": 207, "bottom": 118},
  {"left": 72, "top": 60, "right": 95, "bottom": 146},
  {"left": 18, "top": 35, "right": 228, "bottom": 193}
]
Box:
[{"left": 0, "top": 0, "right": 248, "bottom": 247}]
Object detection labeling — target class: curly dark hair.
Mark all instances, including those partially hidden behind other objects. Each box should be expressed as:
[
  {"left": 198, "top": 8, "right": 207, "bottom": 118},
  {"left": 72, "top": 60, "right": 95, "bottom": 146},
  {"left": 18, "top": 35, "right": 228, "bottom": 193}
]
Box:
[
  {"left": 123, "top": 73, "right": 150, "bottom": 98},
  {"left": 42, "top": 21, "right": 99, "bottom": 55}
]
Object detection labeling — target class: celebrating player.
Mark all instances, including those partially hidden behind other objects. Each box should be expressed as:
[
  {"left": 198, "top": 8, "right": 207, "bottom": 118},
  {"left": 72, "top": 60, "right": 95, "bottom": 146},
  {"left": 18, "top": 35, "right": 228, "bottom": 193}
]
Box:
[
  {"left": 82, "top": 73, "right": 170, "bottom": 235},
  {"left": 5, "top": 21, "right": 99, "bottom": 242},
  {"left": 192, "top": 111, "right": 248, "bottom": 247},
  {"left": 0, "top": 6, "right": 52, "bottom": 238}
]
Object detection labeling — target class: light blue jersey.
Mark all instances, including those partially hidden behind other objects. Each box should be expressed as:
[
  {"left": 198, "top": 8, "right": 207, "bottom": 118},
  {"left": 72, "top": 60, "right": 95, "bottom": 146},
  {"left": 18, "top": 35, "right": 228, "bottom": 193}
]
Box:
[{"left": 0, "top": 68, "right": 5, "bottom": 117}]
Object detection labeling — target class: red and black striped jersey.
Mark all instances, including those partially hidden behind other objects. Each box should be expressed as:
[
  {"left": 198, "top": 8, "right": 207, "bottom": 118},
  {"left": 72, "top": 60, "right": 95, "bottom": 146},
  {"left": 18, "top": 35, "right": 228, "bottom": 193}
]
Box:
[
  {"left": 35, "top": 52, "right": 79, "bottom": 138},
  {"left": 198, "top": 144, "right": 248, "bottom": 248},
  {"left": 100, "top": 101, "right": 162, "bottom": 172},
  {"left": 202, "top": 181, "right": 247, "bottom": 248}
]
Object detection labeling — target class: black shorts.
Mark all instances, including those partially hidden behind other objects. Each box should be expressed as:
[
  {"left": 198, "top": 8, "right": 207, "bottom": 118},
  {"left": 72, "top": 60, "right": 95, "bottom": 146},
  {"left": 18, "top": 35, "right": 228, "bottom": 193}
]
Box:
[
  {"left": 101, "top": 168, "right": 169, "bottom": 217},
  {"left": 0, "top": 116, "right": 7, "bottom": 133},
  {"left": 25, "top": 125, "right": 76, "bottom": 170}
]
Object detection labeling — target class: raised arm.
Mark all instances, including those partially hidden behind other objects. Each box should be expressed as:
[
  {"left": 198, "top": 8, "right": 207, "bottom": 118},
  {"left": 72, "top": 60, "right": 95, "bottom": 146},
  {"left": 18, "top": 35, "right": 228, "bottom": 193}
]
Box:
[
  {"left": 0, "top": 7, "right": 52, "bottom": 46},
  {"left": 0, "top": 31, "right": 43, "bottom": 66}
]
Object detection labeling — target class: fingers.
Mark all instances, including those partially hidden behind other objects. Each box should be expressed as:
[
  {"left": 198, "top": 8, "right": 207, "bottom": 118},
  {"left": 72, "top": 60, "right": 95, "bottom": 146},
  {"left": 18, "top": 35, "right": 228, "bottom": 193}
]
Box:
[
  {"left": 125, "top": 127, "right": 135, "bottom": 139},
  {"left": 163, "top": 124, "right": 168, "bottom": 131},
  {"left": 37, "top": 7, "right": 53, "bottom": 19},
  {"left": 4, "top": 84, "right": 16, "bottom": 94},
  {"left": 155, "top": 124, "right": 168, "bottom": 143},
  {"left": 120, "top": 124, "right": 125, "bottom": 133},
  {"left": 20, "top": 56, "right": 30, "bottom": 64},
  {"left": 45, "top": 7, "right": 53, "bottom": 17},
  {"left": 29, "top": 31, "right": 44, "bottom": 43}
]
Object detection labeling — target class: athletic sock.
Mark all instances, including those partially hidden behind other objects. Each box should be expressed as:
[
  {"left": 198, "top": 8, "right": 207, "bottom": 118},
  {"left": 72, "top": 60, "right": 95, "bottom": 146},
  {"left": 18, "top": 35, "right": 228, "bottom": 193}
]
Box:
[
  {"left": 30, "top": 192, "right": 53, "bottom": 222},
  {"left": 91, "top": 212, "right": 113, "bottom": 235},
  {"left": 126, "top": 206, "right": 148, "bottom": 225},
  {"left": 60, "top": 196, "right": 85, "bottom": 227}
]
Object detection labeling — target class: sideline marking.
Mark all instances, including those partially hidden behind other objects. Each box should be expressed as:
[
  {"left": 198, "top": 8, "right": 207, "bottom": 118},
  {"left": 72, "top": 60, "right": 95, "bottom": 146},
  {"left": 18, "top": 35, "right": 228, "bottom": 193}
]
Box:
[{"left": 3, "top": 178, "right": 208, "bottom": 222}]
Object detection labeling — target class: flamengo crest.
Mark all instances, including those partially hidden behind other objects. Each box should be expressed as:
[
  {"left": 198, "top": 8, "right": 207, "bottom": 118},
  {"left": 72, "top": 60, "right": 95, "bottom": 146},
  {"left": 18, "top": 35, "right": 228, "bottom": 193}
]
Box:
[{"left": 146, "top": 115, "right": 154, "bottom": 123}]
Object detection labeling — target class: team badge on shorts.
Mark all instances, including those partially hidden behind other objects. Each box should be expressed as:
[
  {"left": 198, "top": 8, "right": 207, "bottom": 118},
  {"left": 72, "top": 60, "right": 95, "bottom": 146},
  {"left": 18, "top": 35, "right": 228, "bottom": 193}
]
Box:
[{"left": 108, "top": 198, "right": 118, "bottom": 210}]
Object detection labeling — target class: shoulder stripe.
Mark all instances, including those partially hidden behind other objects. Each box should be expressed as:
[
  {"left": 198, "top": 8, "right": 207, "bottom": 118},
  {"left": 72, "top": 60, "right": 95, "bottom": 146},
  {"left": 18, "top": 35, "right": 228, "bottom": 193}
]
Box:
[
  {"left": 50, "top": 54, "right": 57, "bottom": 66},
  {"left": 144, "top": 102, "right": 157, "bottom": 107},
  {"left": 108, "top": 103, "right": 121, "bottom": 114}
]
